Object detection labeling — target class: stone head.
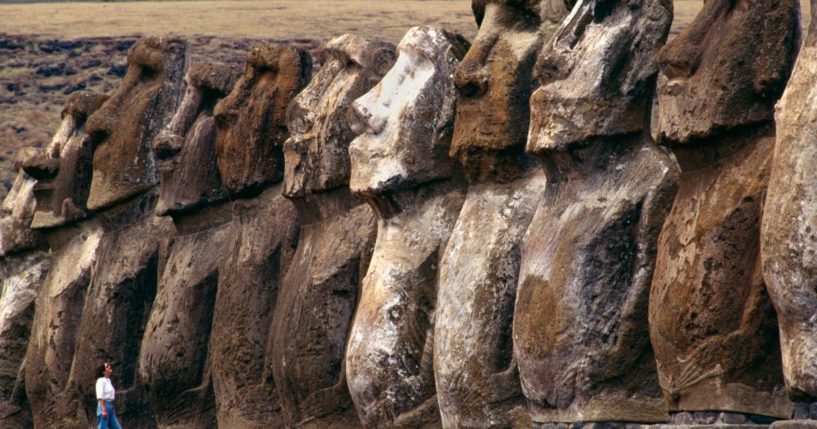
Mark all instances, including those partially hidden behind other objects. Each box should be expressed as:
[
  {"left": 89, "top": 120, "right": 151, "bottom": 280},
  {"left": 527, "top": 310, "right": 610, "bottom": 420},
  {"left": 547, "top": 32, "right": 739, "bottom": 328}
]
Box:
[
  {"left": 656, "top": 0, "right": 799, "bottom": 143},
  {"left": 0, "top": 166, "right": 42, "bottom": 256},
  {"left": 85, "top": 37, "right": 187, "bottom": 211},
  {"left": 528, "top": 0, "right": 672, "bottom": 154},
  {"left": 153, "top": 61, "right": 240, "bottom": 216},
  {"left": 283, "top": 34, "right": 396, "bottom": 199},
  {"left": 348, "top": 26, "right": 469, "bottom": 199},
  {"left": 214, "top": 44, "right": 312, "bottom": 197},
  {"left": 21, "top": 92, "right": 109, "bottom": 229},
  {"left": 450, "top": 0, "right": 571, "bottom": 177}
]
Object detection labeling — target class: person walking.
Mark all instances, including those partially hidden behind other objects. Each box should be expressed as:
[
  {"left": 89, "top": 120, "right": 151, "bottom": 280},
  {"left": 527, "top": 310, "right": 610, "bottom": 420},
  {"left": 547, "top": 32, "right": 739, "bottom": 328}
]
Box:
[{"left": 96, "top": 362, "right": 122, "bottom": 429}]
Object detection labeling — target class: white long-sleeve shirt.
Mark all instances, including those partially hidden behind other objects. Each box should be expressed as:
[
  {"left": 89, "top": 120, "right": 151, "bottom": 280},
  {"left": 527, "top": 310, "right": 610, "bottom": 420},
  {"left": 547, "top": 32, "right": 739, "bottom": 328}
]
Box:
[{"left": 96, "top": 377, "right": 115, "bottom": 401}]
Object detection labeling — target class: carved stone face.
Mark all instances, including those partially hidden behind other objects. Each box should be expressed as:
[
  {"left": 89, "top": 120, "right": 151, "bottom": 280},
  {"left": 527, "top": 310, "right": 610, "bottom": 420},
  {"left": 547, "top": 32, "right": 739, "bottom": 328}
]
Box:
[
  {"left": 283, "top": 34, "right": 396, "bottom": 199},
  {"left": 21, "top": 93, "right": 108, "bottom": 229},
  {"left": 0, "top": 168, "right": 41, "bottom": 255},
  {"left": 656, "top": 0, "right": 799, "bottom": 143},
  {"left": 213, "top": 45, "right": 312, "bottom": 197},
  {"left": 450, "top": 0, "right": 569, "bottom": 176},
  {"left": 153, "top": 62, "right": 240, "bottom": 216},
  {"left": 348, "top": 26, "right": 468, "bottom": 197},
  {"left": 85, "top": 37, "right": 187, "bottom": 211},
  {"left": 527, "top": 0, "right": 672, "bottom": 153}
]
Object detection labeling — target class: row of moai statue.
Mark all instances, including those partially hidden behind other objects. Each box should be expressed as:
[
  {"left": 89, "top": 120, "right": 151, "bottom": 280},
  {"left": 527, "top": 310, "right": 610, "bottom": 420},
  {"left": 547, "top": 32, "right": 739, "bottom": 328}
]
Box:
[{"left": 0, "top": 0, "right": 815, "bottom": 427}]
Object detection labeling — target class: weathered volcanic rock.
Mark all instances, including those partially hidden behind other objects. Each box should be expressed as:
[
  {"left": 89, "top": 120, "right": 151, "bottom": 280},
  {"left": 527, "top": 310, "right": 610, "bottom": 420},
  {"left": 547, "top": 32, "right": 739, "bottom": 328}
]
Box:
[
  {"left": 24, "top": 222, "right": 103, "bottom": 429},
  {"left": 208, "top": 44, "right": 305, "bottom": 428},
  {"left": 139, "top": 202, "right": 232, "bottom": 429},
  {"left": 154, "top": 61, "right": 240, "bottom": 216},
  {"left": 433, "top": 0, "right": 568, "bottom": 426},
  {"left": 270, "top": 34, "right": 394, "bottom": 427},
  {"left": 515, "top": 0, "right": 678, "bottom": 425},
  {"left": 211, "top": 184, "right": 298, "bottom": 428},
  {"left": 649, "top": 0, "right": 799, "bottom": 420},
  {"left": 136, "top": 56, "right": 243, "bottom": 429},
  {"left": 0, "top": 166, "right": 49, "bottom": 429},
  {"left": 345, "top": 26, "right": 469, "bottom": 428},
  {"left": 214, "top": 44, "right": 312, "bottom": 197},
  {"left": 762, "top": 0, "right": 817, "bottom": 414},
  {"left": 22, "top": 92, "right": 108, "bottom": 229},
  {"left": 0, "top": 170, "right": 43, "bottom": 254},
  {"left": 85, "top": 37, "right": 187, "bottom": 211},
  {"left": 66, "top": 191, "right": 168, "bottom": 429}
]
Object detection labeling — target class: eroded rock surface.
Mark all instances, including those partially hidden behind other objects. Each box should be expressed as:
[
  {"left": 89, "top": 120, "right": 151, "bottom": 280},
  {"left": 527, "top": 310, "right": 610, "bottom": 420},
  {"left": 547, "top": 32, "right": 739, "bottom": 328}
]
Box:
[
  {"left": 208, "top": 44, "right": 305, "bottom": 428},
  {"left": 0, "top": 164, "right": 49, "bottom": 428},
  {"left": 345, "top": 26, "right": 468, "bottom": 428},
  {"left": 85, "top": 37, "right": 187, "bottom": 211},
  {"left": 137, "top": 57, "right": 239, "bottom": 429},
  {"left": 650, "top": 0, "right": 799, "bottom": 420},
  {"left": 22, "top": 92, "right": 108, "bottom": 229},
  {"left": 270, "top": 34, "right": 394, "bottom": 427},
  {"left": 516, "top": 0, "right": 677, "bottom": 424},
  {"left": 433, "top": 0, "right": 568, "bottom": 426},
  {"left": 762, "top": 0, "right": 817, "bottom": 412},
  {"left": 214, "top": 45, "right": 312, "bottom": 197},
  {"left": 154, "top": 61, "right": 240, "bottom": 216}
]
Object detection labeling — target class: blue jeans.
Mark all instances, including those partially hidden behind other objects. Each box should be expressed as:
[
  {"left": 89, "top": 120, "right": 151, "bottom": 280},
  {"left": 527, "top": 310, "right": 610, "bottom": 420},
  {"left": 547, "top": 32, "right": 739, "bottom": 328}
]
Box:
[{"left": 97, "top": 400, "right": 122, "bottom": 429}]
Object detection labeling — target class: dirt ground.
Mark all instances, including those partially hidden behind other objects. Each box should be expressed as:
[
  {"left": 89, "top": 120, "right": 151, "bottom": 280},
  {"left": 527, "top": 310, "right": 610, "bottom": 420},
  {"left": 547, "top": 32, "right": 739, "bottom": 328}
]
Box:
[{"left": 0, "top": 0, "right": 784, "bottom": 198}]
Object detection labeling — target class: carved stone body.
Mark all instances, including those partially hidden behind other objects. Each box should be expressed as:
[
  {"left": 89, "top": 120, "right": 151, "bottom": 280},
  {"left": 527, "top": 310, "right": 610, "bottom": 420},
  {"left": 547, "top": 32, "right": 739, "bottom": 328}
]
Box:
[
  {"left": 139, "top": 205, "right": 232, "bottom": 429},
  {"left": 0, "top": 168, "right": 49, "bottom": 428},
  {"left": 516, "top": 0, "right": 677, "bottom": 425},
  {"left": 762, "top": 0, "right": 817, "bottom": 411},
  {"left": 23, "top": 223, "right": 103, "bottom": 429},
  {"left": 345, "top": 26, "right": 468, "bottom": 428},
  {"left": 209, "top": 45, "right": 307, "bottom": 428},
  {"left": 649, "top": 0, "right": 799, "bottom": 420},
  {"left": 138, "top": 57, "right": 235, "bottom": 429},
  {"left": 434, "top": 1, "right": 568, "bottom": 426},
  {"left": 270, "top": 35, "right": 394, "bottom": 427}
]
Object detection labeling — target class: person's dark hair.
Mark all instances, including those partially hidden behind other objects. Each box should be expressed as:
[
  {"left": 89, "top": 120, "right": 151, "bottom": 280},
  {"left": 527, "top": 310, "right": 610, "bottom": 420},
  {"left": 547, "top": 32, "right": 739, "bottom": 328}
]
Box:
[{"left": 97, "top": 362, "right": 109, "bottom": 378}]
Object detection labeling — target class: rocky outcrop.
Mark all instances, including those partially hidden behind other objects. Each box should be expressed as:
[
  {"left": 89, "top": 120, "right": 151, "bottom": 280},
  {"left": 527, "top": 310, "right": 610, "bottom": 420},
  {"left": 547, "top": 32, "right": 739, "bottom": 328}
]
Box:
[
  {"left": 762, "top": 0, "right": 817, "bottom": 423},
  {"left": 270, "top": 34, "right": 394, "bottom": 428},
  {"left": 649, "top": 0, "right": 799, "bottom": 422},
  {"left": 345, "top": 26, "right": 468, "bottom": 428},
  {"left": 515, "top": 0, "right": 677, "bottom": 425},
  {"left": 432, "top": 1, "right": 569, "bottom": 427}
]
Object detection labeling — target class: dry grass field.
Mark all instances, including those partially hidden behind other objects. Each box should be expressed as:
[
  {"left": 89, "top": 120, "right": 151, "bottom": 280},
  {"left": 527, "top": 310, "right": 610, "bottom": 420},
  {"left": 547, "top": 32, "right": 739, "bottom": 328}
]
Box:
[
  {"left": 0, "top": 0, "right": 714, "bottom": 44},
  {"left": 0, "top": 0, "right": 808, "bottom": 197}
]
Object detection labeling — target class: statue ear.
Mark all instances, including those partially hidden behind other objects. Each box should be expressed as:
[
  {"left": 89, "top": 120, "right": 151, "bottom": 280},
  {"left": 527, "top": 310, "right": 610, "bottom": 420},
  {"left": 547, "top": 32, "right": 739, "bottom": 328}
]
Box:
[{"left": 751, "top": 0, "right": 799, "bottom": 102}]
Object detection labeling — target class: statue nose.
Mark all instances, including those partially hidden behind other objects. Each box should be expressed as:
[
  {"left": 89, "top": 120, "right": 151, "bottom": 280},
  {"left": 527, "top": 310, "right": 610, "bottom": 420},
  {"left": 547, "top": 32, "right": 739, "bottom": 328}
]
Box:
[
  {"left": 349, "top": 99, "right": 386, "bottom": 136},
  {"left": 154, "top": 130, "right": 183, "bottom": 160},
  {"left": 454, "top": 63, "right": 489, "bottom": 99}
]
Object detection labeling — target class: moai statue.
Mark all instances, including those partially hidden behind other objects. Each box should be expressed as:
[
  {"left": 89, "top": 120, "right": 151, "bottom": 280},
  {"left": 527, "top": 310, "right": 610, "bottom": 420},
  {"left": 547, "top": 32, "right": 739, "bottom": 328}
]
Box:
[
  {"left": 649, "top": 0, "right": 799, "bottom": 424},
  {"left": 22, "top": 93, "right": 109, "bottom": 229},
  {"left": 515, "top": 0, "right": 678, "bottom": 426},
  {"left": 138, "top": 59, "right": 240, "bottom": 429},
  {"left": 433, "top": 0, "right": 570, "bottom": 426},
  {"left": 39, "top": 37, "right": 185, "bottom": 428},
  {"left": 762, "top": 2, "right": 817, "bottom": 426},
  {"left": 345, "top": 26, "right": 469, "bottom": 428},
  {"left": 270, "top": 34, "right": 395, "bottom": 428},
  {"left": 0, "top": 165, "right": 49, "bottom": 428},
  {"left": 19, "top": 92, "right": 111, "bottom": 429},
  {"left": 209, "top": 45, "right": 308, "bottom": 428}
]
